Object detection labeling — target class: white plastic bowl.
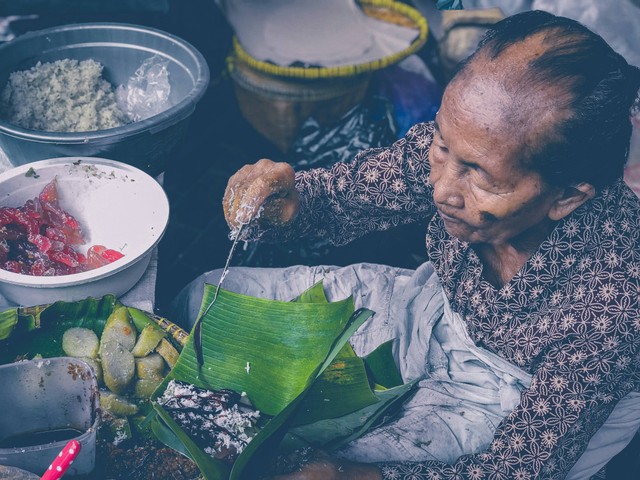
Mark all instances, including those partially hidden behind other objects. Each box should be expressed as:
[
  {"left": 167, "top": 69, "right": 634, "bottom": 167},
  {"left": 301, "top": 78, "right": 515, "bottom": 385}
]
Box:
[{"left": 0, "top": 157, "right": 169, "bottom": 305}]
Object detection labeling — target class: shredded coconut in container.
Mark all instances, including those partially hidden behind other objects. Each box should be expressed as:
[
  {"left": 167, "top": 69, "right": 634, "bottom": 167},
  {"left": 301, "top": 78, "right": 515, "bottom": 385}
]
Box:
[
  {"left": 0, "top": 58, "right": 129, "bottom": 132},
  {"left": 158, "top": 380, "right": 261, "bottom": 463}
]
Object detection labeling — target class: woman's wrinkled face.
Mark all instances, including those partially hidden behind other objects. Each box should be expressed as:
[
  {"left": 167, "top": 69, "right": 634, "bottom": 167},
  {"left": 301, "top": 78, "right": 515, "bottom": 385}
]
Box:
[{"left": 428, "top": 72, "right": 563, "bottom": 246}]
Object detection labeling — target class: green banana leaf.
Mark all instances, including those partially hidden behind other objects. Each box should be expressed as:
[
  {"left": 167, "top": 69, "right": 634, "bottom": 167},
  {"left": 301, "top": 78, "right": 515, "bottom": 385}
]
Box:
[
  {"left": 288, "top": 283, "right": 378, "bottom": 425},
  {"left": 162, "top": 284, "right": 364, "bottom": 415},
  {"left": 0, "top": 295, "right": 120, "bottom": 363},
  {"left": 290, "top": 338, "right": 406, "bottom": 428},
  {"left": 283, "top": 378, "right": 419, "bottom": 452},
  {"left": 0, "top": 296, "right": 175, "bottom": 364},
  {"left": 232, "top": 304, "right": 373, "bottom": 480},
  {"left": 364, "top": 340, "right": 404, "bottom": 389},
  {"left": 151, "top": 282, "right": 373, "bottom": 477},
  {"left": 291, "top": 280, "right": 330, "bottom": 304},
  {"left": 151, "top": 281, "right": 417, "bottom": 479}
]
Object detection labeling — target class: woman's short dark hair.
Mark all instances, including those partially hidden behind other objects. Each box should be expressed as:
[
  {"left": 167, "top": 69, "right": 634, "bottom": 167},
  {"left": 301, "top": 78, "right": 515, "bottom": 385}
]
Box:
[{"left": 456, "top": 10, "right": 640, "bottom": 190}]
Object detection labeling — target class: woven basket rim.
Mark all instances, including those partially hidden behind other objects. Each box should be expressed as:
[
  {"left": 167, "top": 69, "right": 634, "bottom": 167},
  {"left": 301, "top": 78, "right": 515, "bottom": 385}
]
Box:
[{"left": 230, "top": 0, "right": 429, "bottom": 79}]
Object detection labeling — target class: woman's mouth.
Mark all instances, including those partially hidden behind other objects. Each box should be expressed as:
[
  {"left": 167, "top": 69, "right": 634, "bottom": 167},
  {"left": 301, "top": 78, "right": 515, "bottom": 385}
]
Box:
[{"left": 437, "top": 208, "right": 462, "bottom": 224}]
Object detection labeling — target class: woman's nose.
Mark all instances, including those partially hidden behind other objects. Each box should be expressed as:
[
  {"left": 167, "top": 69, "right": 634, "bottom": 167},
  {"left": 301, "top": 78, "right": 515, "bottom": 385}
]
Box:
[{"left": 432, "top": 163, "right": 464, "bottom": 209}]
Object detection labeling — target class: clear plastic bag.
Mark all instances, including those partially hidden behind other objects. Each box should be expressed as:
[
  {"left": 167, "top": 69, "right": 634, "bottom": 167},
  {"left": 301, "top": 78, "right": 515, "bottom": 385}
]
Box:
[{"left": 116, "top": 55, "right": 172, "bottom": 122}]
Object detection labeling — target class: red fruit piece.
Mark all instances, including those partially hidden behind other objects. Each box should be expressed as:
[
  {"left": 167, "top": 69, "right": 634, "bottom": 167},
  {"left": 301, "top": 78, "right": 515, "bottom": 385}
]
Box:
[
  {"left": 86, "top": 245, "right": 110, "bottom": 270},
  {"left": 83, "top": 245, "right": 125, "bottom": 271},
  {"left": 89, "top": 245, "right": 106, "bottom": 255},
  {"left": 58, "top": 225, "right": 84, "bottom": 246},
  {"left": 41, "top": 202, "right": 85, "bottom": 245},
  {"left": 102, "top": 249, "right": 124, "bottom": 263},
  {"left": 0, "top": 240, "right": 8, "bottom": 264},
  {"left": 48, "top": 240, "right": 65, "bottom": 252},
  {"left": 23, "top": 200, "right": 43, "bottom": 221},
  {"left": 52, "top": 263, "right": 79, "bottom": 276},
  {"left": 45, "top": 226, "right": 67, "bottom": 243},
  {"left": 63, "top": 215, "right": 80, "bottom": 230},
  {"left": 3, "top": 260, "right": 22, "bottom": 273},
  {"left": 38, "top": 178, "right": 59, "bottom": 204},
  {"left": 0, "top": 209, "right": 12, "bottom": 227},
  {"left": 28, "top": 233, "right": 53, "bottom": 253},
  {"left": 0, "top": 178, "right": 123, "bottom": 277},
  {"left": 2, "top": 207, "right": 39, "bottom": 236},
  {"left": 48, "top": 250, "right": 80, "bottom": 268},
  {"left": 61, "top": 245, "right": 82, "bottom": 264},
  {"left": 1, "top": 225, "right": 23, "bottom": 241},
  {"left": 30, "top": 258, "right": 53, "bottom": 276}
]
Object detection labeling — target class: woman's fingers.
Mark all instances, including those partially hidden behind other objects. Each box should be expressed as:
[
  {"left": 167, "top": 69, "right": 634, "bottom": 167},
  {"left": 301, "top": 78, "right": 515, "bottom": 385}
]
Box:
[
  {"left": 223, "top": 165, "right": 254, "bottom": 224},
  {"left": 223, "top": 159, "right": 298, "bottom": 229},
  {"left": 261, "top": 193, "right": 300, "bottom": 226}
]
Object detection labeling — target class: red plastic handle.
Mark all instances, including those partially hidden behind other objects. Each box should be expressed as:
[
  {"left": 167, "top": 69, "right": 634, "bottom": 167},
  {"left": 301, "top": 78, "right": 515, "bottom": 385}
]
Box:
[{"left": 40, "top": 439, "right": 81, "bottom": 480}]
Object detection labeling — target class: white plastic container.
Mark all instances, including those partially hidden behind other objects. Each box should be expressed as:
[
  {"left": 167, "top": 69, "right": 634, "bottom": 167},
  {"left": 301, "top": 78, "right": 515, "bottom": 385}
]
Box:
[{"left": 0, "top": 157, "right": 170, "bottom": 306}]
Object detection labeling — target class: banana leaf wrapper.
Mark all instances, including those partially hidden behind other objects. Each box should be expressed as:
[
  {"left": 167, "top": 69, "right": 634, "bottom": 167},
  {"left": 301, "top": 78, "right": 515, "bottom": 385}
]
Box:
[
  {"left": 149, "top": 281, "right": 417, "bottom": 480},
  {"left": 0, "top": 296, "right": 183, "bottom": 364}
]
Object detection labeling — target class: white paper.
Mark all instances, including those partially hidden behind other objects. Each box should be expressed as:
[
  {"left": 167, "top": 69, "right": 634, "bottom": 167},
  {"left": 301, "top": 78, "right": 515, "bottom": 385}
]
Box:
[{"left": 216, "top": 0, "right": 420, "bottom": 67}]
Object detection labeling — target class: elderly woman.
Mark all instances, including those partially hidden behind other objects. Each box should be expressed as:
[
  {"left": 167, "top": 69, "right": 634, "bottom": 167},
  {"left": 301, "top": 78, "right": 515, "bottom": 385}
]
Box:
[{"left": 172, "top": 10, "right": 640, "bottom": 480}]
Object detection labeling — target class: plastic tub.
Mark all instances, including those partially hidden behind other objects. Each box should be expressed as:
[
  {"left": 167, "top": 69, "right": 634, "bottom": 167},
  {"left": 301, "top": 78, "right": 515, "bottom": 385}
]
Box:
[
  {"left": 0, "top": 357, "right": 100, "bottom": 476},
  {"left": 230, "top": 57, "right": 370, "bottom": 153},
  {"left": 0, "top": 157, "right": 170, "bottom": 306},
  {"left": 0, "top": 23, "right": 210, "bottom": 176}
]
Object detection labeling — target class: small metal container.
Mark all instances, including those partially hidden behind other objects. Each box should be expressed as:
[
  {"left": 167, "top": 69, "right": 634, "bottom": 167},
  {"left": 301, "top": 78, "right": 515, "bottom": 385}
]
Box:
[{"left": 0, "top": 357, "right": 100, "bottom": 476}]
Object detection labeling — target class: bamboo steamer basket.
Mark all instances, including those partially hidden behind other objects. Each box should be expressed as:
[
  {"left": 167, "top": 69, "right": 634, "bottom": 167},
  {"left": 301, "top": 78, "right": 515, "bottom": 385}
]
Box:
[{"left": 228, "top": 0, "right": 428, "bottom": 153}]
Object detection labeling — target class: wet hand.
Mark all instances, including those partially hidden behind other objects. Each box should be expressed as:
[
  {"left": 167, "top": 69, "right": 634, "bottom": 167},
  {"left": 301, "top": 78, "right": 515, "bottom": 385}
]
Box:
[{"left": 223, "top": 159, "right": 299, "bottom": 231}]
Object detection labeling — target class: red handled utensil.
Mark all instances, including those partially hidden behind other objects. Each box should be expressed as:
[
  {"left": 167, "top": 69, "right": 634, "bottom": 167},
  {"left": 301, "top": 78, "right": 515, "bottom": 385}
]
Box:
[{"left": 40, "top": 439, "right": 81, "bottom": 480}]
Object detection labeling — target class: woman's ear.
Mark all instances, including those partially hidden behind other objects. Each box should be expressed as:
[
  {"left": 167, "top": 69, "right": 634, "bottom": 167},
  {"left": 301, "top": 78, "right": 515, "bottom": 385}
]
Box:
[{"left": 548, "top": 183, "right": 596, "bottom": 221}]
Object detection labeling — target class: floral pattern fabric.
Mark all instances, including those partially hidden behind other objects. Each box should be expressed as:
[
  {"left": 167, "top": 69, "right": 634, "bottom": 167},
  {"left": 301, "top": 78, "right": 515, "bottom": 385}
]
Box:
[{"left": 252, "top": 121, "right": 640, "bottom": 479}]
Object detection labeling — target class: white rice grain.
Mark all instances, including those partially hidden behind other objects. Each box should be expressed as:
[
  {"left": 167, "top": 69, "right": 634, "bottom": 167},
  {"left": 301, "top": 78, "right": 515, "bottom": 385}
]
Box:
[{"left": 0, "top": 58, "right": 129, "bottom": 132}]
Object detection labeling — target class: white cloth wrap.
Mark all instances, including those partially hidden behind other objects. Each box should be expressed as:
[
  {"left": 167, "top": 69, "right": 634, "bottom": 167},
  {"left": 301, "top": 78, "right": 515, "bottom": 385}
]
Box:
[
  {"left": 171, "top": 262, "right": 640, "bottom": 474},
  {"left": 171, "top": 262, "right": 532, "bottom": 463}
]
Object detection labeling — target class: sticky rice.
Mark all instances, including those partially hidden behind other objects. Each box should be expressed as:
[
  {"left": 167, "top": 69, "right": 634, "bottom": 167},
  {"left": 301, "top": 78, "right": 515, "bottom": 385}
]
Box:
[{"left": 0, "top": 58, "right": 129, "bottom": 132}]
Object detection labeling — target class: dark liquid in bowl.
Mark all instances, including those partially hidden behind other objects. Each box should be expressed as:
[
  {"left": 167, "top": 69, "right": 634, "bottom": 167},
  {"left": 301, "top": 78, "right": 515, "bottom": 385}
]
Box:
[{"left": 0, "top": 427, "right": 83, "bottom": 448}]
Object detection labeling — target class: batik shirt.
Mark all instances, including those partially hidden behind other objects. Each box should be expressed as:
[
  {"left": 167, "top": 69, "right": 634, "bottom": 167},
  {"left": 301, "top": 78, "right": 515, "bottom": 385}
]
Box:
[{"left": 252, "top": 121, "right": 640, "bottom": 479}]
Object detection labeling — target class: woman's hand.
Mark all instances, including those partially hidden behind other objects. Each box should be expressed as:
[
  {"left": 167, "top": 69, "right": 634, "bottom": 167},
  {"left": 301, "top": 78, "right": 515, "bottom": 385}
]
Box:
[
  {"left": 223, "top": 159, "right": 299, "bottom": 231},
  {"left": 268, "top": 449, "right": 382, "bottom": 480}
]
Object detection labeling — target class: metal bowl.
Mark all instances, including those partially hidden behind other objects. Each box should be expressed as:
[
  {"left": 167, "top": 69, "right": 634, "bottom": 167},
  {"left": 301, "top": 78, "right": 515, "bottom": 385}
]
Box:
[
  {"left": 0, "top": 22, "right": 210, "bottom": 176},
  {"left": 0, "top": 157, "right": 169, "bottom": 306}
]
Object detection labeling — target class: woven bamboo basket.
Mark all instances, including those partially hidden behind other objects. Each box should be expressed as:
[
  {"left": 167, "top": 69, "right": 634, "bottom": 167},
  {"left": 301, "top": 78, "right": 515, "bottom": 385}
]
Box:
[{"left": 228, "top": 0, "right": 429, "bottom": 152}]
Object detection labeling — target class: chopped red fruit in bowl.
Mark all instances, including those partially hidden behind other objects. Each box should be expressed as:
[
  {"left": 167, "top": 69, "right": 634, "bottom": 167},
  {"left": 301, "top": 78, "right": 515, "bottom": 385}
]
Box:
[
  {"left": 0, "top": 157, "right": 169, "bottom": 305},
  {"left": 0, "top": 178, "right": 125, "bottom": 276}
]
